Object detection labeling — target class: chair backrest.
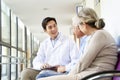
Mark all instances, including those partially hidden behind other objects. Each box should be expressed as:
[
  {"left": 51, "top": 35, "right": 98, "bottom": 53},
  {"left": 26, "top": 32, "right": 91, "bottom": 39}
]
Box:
[
  {"left": 113, "top": 51, "right": 120, "bottom": 80},
  {"left": 113, "top": 36, "right": 120, "bottom": 80},
  {"left": 115, "top": 51, "right": 120, "bottom": 69}
]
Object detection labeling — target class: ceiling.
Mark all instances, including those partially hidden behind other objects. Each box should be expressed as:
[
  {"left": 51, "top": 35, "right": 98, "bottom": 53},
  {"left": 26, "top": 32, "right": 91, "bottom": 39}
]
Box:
[{"left": 3, "top": 0, "right": 81, "bottom": 41}]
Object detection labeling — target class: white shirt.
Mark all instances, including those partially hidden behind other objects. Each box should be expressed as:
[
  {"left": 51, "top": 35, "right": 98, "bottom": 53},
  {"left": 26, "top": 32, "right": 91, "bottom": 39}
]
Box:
[{"left": 33, "top": 33, "right": 79, "bottom": 72}]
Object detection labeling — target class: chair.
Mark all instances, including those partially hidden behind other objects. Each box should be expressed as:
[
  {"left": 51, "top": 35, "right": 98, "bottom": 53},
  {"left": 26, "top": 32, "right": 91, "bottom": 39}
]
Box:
[{"left": 81, "top": 51, "right": 120, "bottom": 80}]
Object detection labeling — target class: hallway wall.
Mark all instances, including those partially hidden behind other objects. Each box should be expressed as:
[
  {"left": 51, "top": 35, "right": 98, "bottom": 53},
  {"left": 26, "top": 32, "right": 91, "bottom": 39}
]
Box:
[{"left": 101, "top": 0, "right": 120, "bottom": 42}]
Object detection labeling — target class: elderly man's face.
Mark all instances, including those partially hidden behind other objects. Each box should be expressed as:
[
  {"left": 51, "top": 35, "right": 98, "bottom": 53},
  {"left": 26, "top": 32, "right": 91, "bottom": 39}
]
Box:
[{"left": 73, "top": 26, "right": 85, "bottom": 38}]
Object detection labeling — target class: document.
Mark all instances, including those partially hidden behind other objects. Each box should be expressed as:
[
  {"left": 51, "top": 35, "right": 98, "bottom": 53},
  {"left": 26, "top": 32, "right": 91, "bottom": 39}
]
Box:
[{"left": 41, "top": 65, "right": 60, "bottom": 72}]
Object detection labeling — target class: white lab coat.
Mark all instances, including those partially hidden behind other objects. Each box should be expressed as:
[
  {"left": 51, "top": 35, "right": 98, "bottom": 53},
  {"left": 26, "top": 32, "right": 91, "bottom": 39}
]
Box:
[{"left": 33, "top": 33, "right": 79, "bottom": 72}]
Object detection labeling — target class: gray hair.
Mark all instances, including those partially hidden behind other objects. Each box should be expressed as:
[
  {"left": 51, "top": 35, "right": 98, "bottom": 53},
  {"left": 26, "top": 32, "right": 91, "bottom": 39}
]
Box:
[{"left": 78, "top": 8, "right": 105, "bottom": 29}]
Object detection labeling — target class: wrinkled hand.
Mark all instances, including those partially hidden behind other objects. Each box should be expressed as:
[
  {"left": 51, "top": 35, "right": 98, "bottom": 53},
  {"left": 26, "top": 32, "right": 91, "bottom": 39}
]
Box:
[
  {"left": 57, "top": 66, "right": 66, "bottom": 73},
  {"left": 41, "top": 63, "right": 51, "bottom": 69}
]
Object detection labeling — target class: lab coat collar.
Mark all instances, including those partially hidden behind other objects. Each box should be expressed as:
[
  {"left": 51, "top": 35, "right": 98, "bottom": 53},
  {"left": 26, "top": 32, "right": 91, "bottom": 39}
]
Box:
[{"left": 48, "top": 32, "right": 63, "bottom": 49}]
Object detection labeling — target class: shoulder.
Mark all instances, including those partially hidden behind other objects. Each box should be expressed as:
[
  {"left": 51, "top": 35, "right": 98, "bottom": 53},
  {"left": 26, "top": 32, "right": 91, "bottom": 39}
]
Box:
[
  {"left": 59, "top": 33, "right": 75, "bottom": 44},
  {"left": 93, "top": 29, "right": 111, "bottom": 38},
  {"left": 94, "top": 29, "right": 106, "bottom": 35},
  {"left": 95, "top": 29, "right": 111, "bottom": 36},
  {"left": 92, "top": 29, "right": 115, "bottom": 43}
]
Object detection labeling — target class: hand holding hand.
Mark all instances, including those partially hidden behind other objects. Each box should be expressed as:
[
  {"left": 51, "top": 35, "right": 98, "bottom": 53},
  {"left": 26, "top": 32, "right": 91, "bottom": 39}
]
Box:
[
  {"left": 57, "top": 66, "right": 66, "bottom": 73},
  {"left": 41, "top": 63, "right": 50, "bottom": 69}
]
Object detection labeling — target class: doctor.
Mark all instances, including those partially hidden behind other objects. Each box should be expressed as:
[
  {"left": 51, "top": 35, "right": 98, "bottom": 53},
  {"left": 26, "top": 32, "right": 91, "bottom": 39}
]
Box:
[{"left": 21, "top": 17, "right": 79, "bottom": 80}]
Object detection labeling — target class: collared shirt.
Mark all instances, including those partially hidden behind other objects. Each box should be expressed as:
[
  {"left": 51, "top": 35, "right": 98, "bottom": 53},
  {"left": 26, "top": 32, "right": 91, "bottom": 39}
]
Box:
[
  {"left": 33, "top": 32, "right": 79, "bottom": 72},
  {"left": 79, "top": 35, "right": 91, "bottom": 58},
  {"left": 51, "top": 33, "right": 60, "bottom": 47}
]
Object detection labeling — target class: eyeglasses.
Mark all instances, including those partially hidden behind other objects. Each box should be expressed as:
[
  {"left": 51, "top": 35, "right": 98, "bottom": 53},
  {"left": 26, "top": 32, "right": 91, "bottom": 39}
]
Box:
[
  {"left": 79, "top": 22, "right": 84, "bottom": 25},
  {"left": 78, "top": 22, "right": 86, "bottom": 29}
]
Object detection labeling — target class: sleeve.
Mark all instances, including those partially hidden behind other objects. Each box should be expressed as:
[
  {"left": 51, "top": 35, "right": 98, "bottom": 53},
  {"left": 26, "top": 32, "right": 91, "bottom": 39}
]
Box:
[
  {"left": 79, "top": 31, "right": 107, "bottom": 71},
  {"left": 32, "top": 42, "right": 45, "bottom": 70},
  {"left": 65, "top": 39, "right": 80, "bottom": 72}
]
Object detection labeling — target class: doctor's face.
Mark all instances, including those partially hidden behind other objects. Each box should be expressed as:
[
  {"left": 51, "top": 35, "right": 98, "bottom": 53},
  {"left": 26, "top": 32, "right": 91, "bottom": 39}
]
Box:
[{"left": 45, "top": 20, "right": 58, "bottom": 39}]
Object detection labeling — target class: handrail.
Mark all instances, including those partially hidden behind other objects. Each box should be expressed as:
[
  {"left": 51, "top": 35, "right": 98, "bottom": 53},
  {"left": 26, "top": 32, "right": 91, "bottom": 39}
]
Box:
[{"left": 81, "top": 70, "right": 120, "bottom": 80}]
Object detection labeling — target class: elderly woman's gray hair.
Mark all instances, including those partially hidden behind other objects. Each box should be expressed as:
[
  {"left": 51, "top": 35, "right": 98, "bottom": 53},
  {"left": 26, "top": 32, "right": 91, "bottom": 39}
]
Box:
[{"left": 78, "top": 8, "right": 105, "bottom": 29}]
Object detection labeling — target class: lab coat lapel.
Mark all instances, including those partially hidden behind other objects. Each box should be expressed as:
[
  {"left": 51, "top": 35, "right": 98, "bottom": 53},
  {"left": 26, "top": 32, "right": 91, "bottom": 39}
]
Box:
[
  {"left": 47, "top": 32, "right": 63, "bottom": 49},
  {"left": 47, "top": 38, "right": 62, "bottom": 49},
  {"left": 54, "top": 40, "right": 62, "bottom": 49},
  {"left": 54, "top": 33, "right": 64, "bottom": 49},
  {"left": 47, "top": 38, "right": 54, "bottom": 49}
]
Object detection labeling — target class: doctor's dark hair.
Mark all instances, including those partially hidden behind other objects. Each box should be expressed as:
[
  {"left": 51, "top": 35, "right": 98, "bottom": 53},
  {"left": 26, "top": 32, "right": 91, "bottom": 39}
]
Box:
[
  {"left": 78, "top": 8, "right": 105, "bottom": 29},
  {"left": 42, "top": 17, "right": 57, "bottom": 30}
]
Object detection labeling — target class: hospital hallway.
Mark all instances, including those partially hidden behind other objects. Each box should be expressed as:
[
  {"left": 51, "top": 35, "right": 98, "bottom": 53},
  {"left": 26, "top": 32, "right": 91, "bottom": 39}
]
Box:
[{"left": 0, "top": 0, "right": 120, "bottom": 80}]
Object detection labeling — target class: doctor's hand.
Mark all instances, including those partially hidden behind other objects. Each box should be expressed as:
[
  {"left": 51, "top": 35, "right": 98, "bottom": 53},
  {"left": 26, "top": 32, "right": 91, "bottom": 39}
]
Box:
[
  {"left": 57, "top": 66, "right": 66, "bottom": 73},
  {"left": 41, "top": 63, "right": 50, "bottom": 69}
]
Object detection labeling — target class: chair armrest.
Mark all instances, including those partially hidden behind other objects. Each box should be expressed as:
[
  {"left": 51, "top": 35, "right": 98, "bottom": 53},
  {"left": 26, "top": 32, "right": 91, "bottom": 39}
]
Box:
[{"left": 81, "top": 70, "right": 120, "bottom": 80}]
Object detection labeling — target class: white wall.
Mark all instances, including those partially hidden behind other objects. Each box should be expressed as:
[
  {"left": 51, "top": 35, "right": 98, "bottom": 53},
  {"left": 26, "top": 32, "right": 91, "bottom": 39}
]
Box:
[
  {"left": 101, "top": 0, "right": 120, "bottom": 41},
  {"left": 84, "top": 0, "right": 120, "bottom": 45},
  {"left": 85, "top": 0, "right": 94, "bottom": 9}
]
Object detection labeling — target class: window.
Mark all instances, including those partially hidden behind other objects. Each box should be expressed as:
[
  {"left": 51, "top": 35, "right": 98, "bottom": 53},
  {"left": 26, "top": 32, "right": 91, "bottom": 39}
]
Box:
[
  {"left": 1, "top": 1, "right": 10, "bottom": 43},
  {"left": 18, "top": 19, "right": 25, "bottom": 50},
  {"left": 11, "top": 12, "right": 17, "bottom": 47},
  {"left": 27, "top": 29, "right": 32, "bottom": 67},
  {"left": 11, "top": 48, "right": 17, "bottom": 80},
  {"left": 1, "top": 46, "right": 10, "bottom": 80}
]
